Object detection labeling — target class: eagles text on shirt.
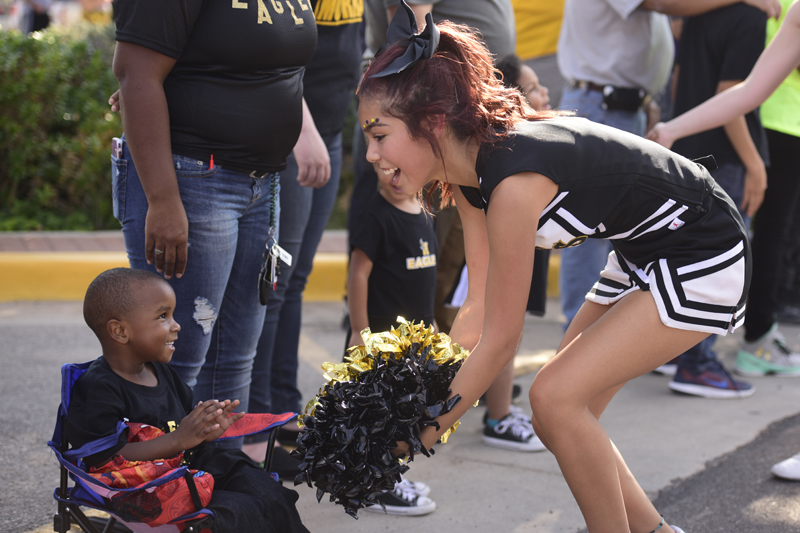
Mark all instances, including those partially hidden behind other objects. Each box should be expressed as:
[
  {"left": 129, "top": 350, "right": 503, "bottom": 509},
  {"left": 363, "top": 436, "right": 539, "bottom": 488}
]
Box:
[
  {"left": 406, "top": 239, "right": 437, "bottom": 270},
  {"left": 232, "top": 0, "right": 312, "bottom": 25}
]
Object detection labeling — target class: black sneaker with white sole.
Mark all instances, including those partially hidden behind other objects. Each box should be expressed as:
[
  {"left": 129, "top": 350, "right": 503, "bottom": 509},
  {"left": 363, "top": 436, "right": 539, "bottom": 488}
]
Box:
[
  {"left": 482, "top": 411, "right": 546, "bottom": 452},
  {"left": 364, "top": 480, "right": 437, "bottom": 516}
]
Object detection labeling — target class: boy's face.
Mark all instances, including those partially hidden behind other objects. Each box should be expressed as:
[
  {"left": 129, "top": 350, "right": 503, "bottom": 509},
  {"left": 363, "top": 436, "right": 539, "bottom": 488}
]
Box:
[
  {"left": 123, "top": 281, "right": 180, "bottom": 364},
  {"left": 518, "top": 65, "right": 550, "bottom": 112},
  {"left": 375, "top": 161, "right": 415, "bottom": 203}
]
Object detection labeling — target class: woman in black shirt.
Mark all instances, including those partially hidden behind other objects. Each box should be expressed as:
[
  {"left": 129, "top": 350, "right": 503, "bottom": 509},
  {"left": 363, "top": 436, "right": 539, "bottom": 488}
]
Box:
[{"left": 111, "top": 0, "right": 318, "bottom": 424}]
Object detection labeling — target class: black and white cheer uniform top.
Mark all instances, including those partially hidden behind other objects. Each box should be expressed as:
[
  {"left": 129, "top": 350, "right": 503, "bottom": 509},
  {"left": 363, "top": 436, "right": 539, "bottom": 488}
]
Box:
[{"left": 460, "top": 117, "right": 751, "bottom": 336}]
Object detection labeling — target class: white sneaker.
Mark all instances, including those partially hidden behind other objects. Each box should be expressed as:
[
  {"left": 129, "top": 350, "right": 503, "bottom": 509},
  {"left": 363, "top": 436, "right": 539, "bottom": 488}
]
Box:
[
  {"left": 771, "top": 451, "right": 800, "bottom": 481},
  {"left": 671, "top": 526, "right": 686, "bottom": 533},
  {"left": 508, "top": 405, "right": 535, "bottom": 428},
  {"left": 396, "top": 477, "right": 431, "bottom": 497},
  {"left": 653, "top": 363, "right": 678, "bottom": 376},
  {"left": 653, "top": 357, "right": 679, "bottom": 376}
]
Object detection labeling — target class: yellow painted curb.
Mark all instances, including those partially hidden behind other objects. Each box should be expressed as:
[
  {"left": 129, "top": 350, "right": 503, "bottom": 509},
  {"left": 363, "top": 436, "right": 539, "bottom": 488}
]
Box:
[
  {"left": 0, "top": 252, "right": 130, "bottom": 301},
  {"left": 0, "top": 251, "right": 559, "bottom": 303},
  {"left": 0, "top": 251, "right": 350, "bottom": 303},
  {"left": 514, "top": 349, "right": 557, "bottom": 376},
  {"left": 303, "top": 252, "right": 348, "bottom": 302}
]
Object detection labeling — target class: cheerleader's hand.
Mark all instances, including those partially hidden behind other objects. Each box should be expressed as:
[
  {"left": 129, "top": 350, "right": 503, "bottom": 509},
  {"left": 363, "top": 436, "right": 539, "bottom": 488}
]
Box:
[{"left": 647, "top": 122, "right": 675, "bottom": 150}]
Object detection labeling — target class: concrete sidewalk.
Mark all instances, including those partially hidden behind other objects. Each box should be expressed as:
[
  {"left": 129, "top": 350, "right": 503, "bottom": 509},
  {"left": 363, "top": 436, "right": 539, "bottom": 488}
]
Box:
[{"left": 4, "top": 296, "right": 800, "bottom": 533}]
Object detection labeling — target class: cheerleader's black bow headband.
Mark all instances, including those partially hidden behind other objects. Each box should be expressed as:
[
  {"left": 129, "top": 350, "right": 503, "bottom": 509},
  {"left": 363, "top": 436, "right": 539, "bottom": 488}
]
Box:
[{"left": 369, "top": 0, "right": 440, "bottom": 78}]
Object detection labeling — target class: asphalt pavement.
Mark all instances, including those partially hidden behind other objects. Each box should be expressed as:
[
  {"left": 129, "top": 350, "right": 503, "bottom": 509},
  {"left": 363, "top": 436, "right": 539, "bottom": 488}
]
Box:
[{"left": 2, "top": 298, "right": 800, "bottom": 533}]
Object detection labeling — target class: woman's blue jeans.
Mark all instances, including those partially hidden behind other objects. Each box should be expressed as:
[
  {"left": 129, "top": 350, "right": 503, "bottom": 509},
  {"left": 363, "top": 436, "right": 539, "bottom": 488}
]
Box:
[
  {"left": 246, "top": 132, "right": 343, "bottom": 439},
  {"left": 113, "top": 137, "right": 277, "bottom": 441}
]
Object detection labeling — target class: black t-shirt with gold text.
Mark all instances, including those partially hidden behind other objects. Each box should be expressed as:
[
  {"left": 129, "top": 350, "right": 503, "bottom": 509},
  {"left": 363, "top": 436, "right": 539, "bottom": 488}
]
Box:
[
  {"left": 350, "top": 194, "right": 438, "bottom": 332},
  {"left": 114, "top": 0, "right": 318, "bottom": 173}
]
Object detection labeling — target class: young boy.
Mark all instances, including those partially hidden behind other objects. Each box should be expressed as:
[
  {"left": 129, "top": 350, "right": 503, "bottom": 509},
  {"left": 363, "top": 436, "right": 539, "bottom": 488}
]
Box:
[
  {"left": 347, "top": 166, "right": 439, "bottom": 347},
  {"left": 346, "top": 157, "right": 438, "bottom": 516},
  {"left": 66, "top": 268, "right": 309, "bottom": 533}
]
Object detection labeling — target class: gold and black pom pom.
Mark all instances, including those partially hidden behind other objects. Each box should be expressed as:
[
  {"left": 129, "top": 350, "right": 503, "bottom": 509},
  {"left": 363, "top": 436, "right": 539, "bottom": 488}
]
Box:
[{"left": 291, "top": 318, "right": 469, "bottom": 518}]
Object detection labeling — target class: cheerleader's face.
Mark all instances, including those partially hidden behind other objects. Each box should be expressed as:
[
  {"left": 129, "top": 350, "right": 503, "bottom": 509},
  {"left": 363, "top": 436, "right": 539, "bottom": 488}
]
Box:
[{"left": 359, "top": 98, "right": 440, "bottom": 196}]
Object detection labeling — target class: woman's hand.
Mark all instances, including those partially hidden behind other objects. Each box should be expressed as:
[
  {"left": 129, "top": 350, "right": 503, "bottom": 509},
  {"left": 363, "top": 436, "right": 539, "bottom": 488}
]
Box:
[
  {"left": 145, "top": 198, "right": 189, "bottom": 279},
  {"left": 108, "top": 89, "right": 120, "bottom": 113},
  {"left": 293, "top": 98, "right": 330, "bottom": 188},
  {"left": 391, "top": 440, "right": 409, "bottom": 458},
  {"left": 113, "top": 41, "right": 186, "bottom": 277},
  {"left": 108, "top": 83, "right": 189, "bottom": 277}
]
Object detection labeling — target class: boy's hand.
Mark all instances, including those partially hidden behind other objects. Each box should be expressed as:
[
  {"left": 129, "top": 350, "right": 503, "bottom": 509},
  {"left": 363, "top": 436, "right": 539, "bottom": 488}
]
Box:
[
  {"left": 204, "top": 399, "right": 246, "bottom": 442},
  {"left": 174, "top": 399, "right": 226, "bottom": 450}
]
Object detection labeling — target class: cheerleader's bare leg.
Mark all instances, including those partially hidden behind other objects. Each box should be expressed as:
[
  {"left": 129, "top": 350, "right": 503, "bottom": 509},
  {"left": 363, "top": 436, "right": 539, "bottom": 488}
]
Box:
[{"left": 529, "top": 291, "right": 707, "bottom": 533}]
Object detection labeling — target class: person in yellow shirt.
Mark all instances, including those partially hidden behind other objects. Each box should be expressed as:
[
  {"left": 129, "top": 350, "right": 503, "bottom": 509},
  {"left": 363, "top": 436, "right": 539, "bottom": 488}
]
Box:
[
  {"left": 511, "top": 0, "right": 565, "bottom": 108},
  {"left": 79, "top": 0, "right": 112, "bottom": 25}
]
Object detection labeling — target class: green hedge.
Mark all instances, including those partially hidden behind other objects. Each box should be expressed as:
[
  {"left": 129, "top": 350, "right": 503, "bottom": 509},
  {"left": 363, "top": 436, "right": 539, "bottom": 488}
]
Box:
[
  {"left": 0, "top": 23, "right": 358, "bottom": 232},
  {"left": 0, "top": 24, "right": 121, "bottom": 230}
]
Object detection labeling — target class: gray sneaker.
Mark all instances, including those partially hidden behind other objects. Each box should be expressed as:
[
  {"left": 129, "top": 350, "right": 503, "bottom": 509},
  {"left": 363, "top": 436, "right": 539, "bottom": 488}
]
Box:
[{"left": 736, "top": 324, "right": 800, "bottom": 377}]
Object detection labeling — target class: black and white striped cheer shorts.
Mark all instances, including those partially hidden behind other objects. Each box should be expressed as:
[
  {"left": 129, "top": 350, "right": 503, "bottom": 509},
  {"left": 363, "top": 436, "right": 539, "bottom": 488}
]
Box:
[{"left": 586, "top": 188, "right": 750, "bottom": 336}]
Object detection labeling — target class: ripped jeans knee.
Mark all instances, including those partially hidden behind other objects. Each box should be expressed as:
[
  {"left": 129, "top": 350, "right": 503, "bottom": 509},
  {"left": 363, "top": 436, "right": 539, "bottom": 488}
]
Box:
[{"left": 193, "top": 297, "right": 218, "bottom": 334}]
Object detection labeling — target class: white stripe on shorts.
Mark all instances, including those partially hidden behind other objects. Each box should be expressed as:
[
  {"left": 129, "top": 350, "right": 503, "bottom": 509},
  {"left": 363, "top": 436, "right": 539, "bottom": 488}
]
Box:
[{"left": 587, "top": 242, "right": 747, "bottom": 335}]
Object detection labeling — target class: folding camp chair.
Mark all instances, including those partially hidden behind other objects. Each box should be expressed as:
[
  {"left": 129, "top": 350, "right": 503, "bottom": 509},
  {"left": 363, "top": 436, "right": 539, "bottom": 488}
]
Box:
[{"left": 49, "top": 361, "right": 298, "bottom": 533}]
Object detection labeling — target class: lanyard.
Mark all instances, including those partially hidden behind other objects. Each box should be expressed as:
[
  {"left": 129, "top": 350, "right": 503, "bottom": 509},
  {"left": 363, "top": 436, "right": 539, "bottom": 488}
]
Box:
[{"left": 259, "top": 173, "right": 292, "bottom": 305}]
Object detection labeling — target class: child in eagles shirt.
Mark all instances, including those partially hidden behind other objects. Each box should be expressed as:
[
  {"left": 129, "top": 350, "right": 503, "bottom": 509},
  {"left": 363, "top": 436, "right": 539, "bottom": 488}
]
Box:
[
  {"left": 347, "top": 165, "right": 439, "bottom": 347},
  {"left": 345, "top": 152, "right": 439, "bottom": 517}
]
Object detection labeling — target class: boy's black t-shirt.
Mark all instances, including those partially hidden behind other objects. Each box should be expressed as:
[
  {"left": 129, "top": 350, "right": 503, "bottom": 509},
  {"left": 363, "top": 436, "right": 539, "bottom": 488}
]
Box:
[
  {"left": 304, "top": 0, "right": 363, "bottom": 138},
  {"left": 350, "top": 194, "right": 438, "bottom": 332},
  {"left": 114, "top": 0, "right": 317, "bottom": 173},
  {"left": 672, "top": 4, "right": 768, "bottom": 166},
  {"left": 64, "top": 359, "right": 308, "bottom": 533},
  {"left": 65, "top": 357, "right": 193, "bottom": 467}
]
